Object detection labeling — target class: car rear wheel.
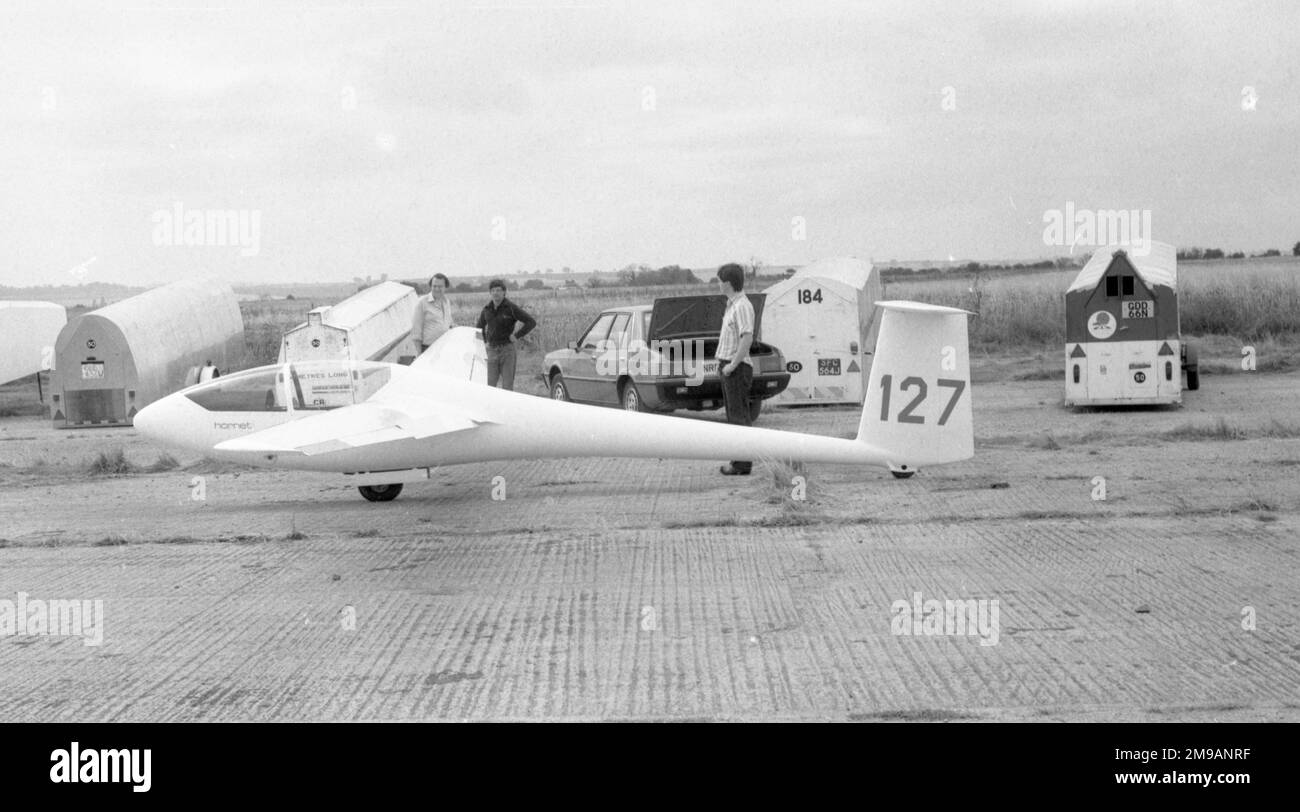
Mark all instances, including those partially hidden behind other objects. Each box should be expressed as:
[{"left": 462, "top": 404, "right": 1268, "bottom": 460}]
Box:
[
  {"left": 621, "top": 382, "right": 644, "bottom": 412},
  {"left": 551, "top": 373, "right": 571, "bottom": 402},
  {"left": 358, "top": 484, "right": 403, "bottom": 502}
]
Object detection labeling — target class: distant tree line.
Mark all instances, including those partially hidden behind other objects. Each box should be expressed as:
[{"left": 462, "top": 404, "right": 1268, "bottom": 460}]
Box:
[
  {"left": 1178, "top": 247, "right": 1282, "bottom": 260},
  {"left": 877, "top": 259, "right": 1072, "bottom": 280},
  {"left": 407, "top": 243, "right": 1300, "bottom": 297},
  {"left": 587, "top": 264, "right": 701, "bottom": 288}
]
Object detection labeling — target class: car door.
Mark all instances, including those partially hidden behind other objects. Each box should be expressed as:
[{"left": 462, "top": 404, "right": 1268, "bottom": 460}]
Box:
[
  {"left": 565, "top": 312, "right": 616, "bottom": 403},
  {"left": 595, "top": 312, "right": 631, "bottom": 404}
]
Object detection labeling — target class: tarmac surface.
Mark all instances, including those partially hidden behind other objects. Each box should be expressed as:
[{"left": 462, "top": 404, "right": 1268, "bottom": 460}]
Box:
[{"left": 1, "top": 372, "right": 1298, "bottom": 721}]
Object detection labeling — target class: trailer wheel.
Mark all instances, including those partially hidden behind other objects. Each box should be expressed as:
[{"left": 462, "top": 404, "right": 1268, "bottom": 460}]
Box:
[
  {"left": 1183, "top": 344, "right": 1200, "bottom": 391},
  {"left": 358, "top": 483, "right": 403, "bottom": 502},
  {"left": 891, "top": 470, "right": 915, "bottom": 479}
]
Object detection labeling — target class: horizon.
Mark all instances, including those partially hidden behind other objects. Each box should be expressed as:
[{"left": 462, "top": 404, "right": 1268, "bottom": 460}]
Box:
[{"left": 5, "top": 250, "right": 1295, "bottom": 299}]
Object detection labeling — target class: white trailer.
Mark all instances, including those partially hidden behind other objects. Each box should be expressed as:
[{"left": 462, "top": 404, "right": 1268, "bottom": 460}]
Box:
[
  {"left": 279, "top": 281, "right": 418, "bottom": 365},
  {"left": 1064, "top": 241, "right": 1197, "bottom": 406},
  {"left": 761, "top": 257, "right": 883, "bottom": 405},
  {"left": 0, "top": 301, "right": 66, "bottom": 385},
  {"left": 50, "top": 278, "right": 244, "bottom": 427}
]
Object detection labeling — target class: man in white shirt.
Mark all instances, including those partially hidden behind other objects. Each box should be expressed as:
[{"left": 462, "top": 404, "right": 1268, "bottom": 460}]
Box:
[
  {"left": 714, "top": 263, "right": 755, "bottom": 475},
  {"left": 412, "top": 273, "right": 455, "bottom": 353}
]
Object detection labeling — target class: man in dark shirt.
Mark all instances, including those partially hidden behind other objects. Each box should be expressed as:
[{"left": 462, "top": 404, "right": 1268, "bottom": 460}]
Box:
[{"left": 475, "top": 279, "right": 537, "bottom": 391}]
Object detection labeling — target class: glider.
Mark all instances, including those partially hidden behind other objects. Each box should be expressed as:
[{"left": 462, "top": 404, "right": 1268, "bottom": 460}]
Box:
[{"left": 135, "top": 302, "right": 974, "bottom": 501}]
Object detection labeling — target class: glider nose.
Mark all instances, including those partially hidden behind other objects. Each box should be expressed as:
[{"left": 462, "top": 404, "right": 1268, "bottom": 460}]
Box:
[
  {"left": 134, "top": 393, "right": 197, "bottom": 451},
  {"left": 133, "top": 397, "right": 163, "bottom": 436}
]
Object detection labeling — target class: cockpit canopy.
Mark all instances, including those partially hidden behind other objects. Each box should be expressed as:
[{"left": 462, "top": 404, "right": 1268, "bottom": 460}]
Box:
[{"left": 184, "top": 360, "right": 399, "bottom": 412}]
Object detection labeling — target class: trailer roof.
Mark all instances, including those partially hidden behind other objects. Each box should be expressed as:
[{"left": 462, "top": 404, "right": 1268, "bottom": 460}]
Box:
[
  {"left": 0, "top": 300, "right": 65, "bottom": 312},
  {"left": 1068, "top": 241, "right": 1177, "bottom": 293},
  {"left": 764, "top": 256, "right": 877, "bottom": 295},
  {"left": 322, "top": 281, "right": 416, "bottom": 328},
  {"left": 792, "top": 256, "right": 875, "bottom": 289}
]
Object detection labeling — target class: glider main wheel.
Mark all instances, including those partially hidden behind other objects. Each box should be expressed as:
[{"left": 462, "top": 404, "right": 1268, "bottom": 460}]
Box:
[
  {"left": 747, "top": 396, "right": 763, "bottom": 422},
  {"left": 621, "top": 381, "right": 645, "bottom": 412},
  {"left": 891, "top": 470, "right": 916, "bottom": 479},
  {"left": 550, "top": 373, "right": 571, "bottom": 402},
  {"left": 358, "top": 483, "right": 403, "bottom": 502}
]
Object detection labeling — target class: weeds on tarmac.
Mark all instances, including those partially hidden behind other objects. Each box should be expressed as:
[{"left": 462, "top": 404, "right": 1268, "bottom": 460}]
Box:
[
  {"left": 144, "top": 452, "right": 180, "bottom": 472},
  {"left": 1163, "top": 417, "right": 1247, "bottom": 441},
  {"left": 87, "top": 448, "right": 136, "bottom": 475}
]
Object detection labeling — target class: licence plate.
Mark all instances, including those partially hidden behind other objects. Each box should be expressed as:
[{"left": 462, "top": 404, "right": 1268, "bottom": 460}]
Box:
[
  {"left": 817, "top": 358, "right": 841, "bottom": 376},
  {"left": 702, "top": 360, "right": 719, "bottom": 375},
  {"left": 81, "top": 363, "right": 104, "bottom": 380},
  {"left": 1123, "top": 300, "right": 1152, "bottom": 319}
]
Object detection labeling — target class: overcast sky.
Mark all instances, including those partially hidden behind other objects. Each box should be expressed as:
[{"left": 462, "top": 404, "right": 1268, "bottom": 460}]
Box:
[{"left": 1, "top": 0, "right": 1296, "bottom": 287}]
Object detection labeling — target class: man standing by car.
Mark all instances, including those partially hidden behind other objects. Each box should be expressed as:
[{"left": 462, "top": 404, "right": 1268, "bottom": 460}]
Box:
[
  {"left": 412, "top": 273, "right": 455, "bottom": 354},
  {"left": 475, "top": 279, "right": 536, "bottom": 390},
  {"left": 715, "top": 262, "right": 754, "bottom": 475}
]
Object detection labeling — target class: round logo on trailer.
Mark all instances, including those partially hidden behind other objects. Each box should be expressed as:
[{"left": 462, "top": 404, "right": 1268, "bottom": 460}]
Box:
[
  {"left": 311, "top": 339, "right": 321, "bottom": 348},
  {"left": 1134, "top": 371, "right": 1146, "bottom": 383},
  {"left": 786, "top": 361, "right": 802, "bottom": 373},
  {"left": 1087, "top": 311, "right": 1116, "bottom": 340},
  {"left": 86, "top": 339, "right": 95, "bottom": 349}
]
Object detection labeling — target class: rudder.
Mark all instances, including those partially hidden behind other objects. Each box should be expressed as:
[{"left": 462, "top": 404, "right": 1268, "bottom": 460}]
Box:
[{"left": 857, "top": 301, "right": 974, "bottom": 473}]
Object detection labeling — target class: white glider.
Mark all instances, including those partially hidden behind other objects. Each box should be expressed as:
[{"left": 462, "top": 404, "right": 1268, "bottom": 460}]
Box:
[{"left": 135, "top": 302, "right": 974, "bottom": 501}]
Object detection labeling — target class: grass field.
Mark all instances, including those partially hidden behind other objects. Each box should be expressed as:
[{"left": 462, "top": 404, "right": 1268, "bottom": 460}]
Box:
[
  {"left": 884, "top": 257, "right": 1300, "bottom": 349},
  {"left": 231, "top": 257, "right": 1299, "bottom": 400},
  {"left": 238, "top": 283, "right": 710, "bottom": 382},
  {"left": 240, "top": 257, "right": 1299, "bottom": 372}
]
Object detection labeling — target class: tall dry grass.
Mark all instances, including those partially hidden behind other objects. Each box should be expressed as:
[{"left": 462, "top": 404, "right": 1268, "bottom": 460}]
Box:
[
  {"left": 238, "top": 283, "right": 709, "bottom": 370},
  {"left": 235, "top": 258, "right": 1299, "bottom": 369},
  {"left": 885, "top": 259, "right": 1300, "bottom": 349}
]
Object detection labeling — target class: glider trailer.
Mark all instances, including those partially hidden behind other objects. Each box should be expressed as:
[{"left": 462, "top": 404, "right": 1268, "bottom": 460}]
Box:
[{"left": 1064, "top": 242, "right": 1198, "bottom": 407}]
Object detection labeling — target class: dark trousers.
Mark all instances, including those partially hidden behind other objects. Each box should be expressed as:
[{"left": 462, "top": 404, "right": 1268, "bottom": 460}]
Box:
[
  {"left": 721, "top": 361, "right": 753, "bottom": 472},
  {"left": 486, "top": 342, "right": 517, "bottom": 390}
]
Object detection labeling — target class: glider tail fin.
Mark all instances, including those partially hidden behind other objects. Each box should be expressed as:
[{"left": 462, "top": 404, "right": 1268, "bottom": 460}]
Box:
[{"left": 856, "top": 302, "right": 974, "bottom": 474}]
